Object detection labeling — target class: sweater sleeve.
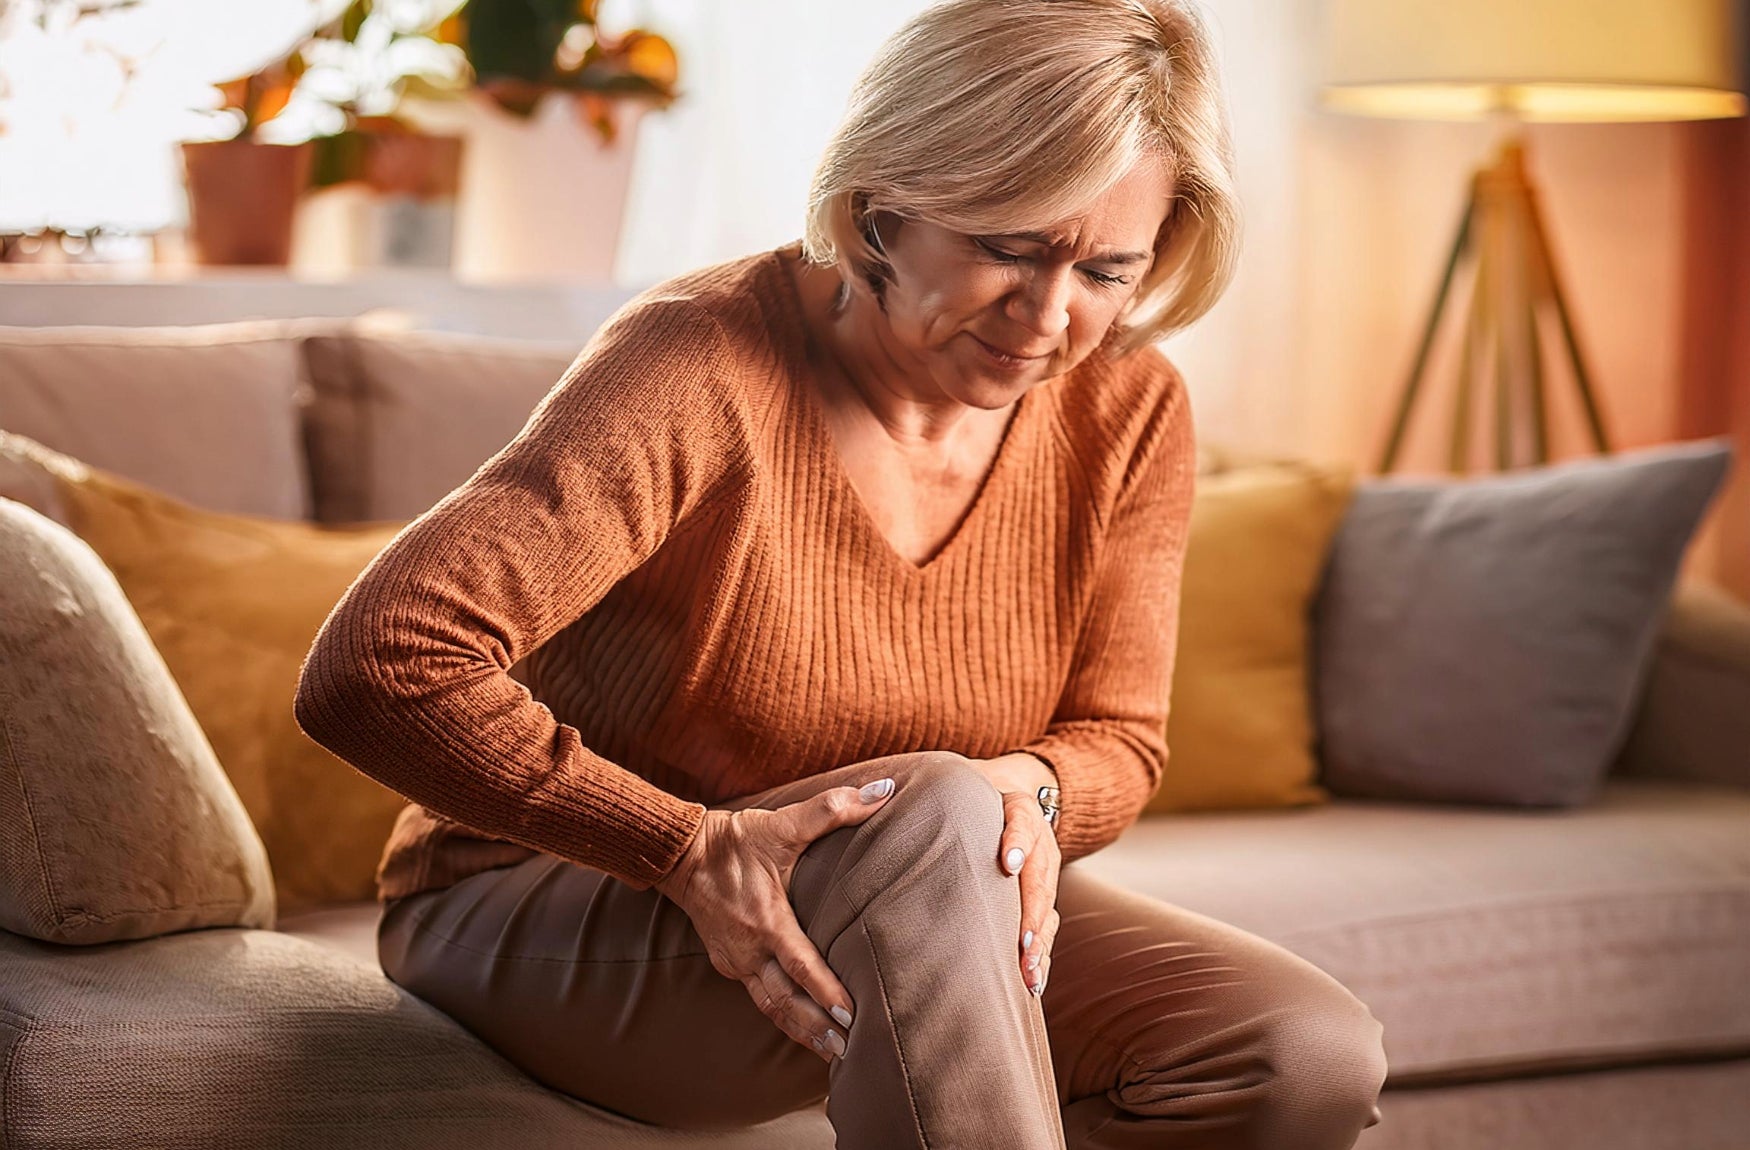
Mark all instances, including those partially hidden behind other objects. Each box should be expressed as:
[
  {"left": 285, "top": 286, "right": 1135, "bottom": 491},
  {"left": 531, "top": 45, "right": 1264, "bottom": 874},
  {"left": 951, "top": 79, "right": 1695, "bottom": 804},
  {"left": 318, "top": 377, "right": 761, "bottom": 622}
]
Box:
[
  {"left": 1003, "top": 364, "right": 1197, "bottom": 862},
  {"left": 293, "top": 299, "right": 745, "bottom": 891}
]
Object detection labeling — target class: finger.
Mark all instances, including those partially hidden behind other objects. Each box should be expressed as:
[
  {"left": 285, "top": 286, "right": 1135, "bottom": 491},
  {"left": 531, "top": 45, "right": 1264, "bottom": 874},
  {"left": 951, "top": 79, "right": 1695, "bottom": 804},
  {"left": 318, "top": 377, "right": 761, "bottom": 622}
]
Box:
[
  {"left": 756, "top": 955, "right": 847, "bottom": 1061},
  {"left": 1019, "top": 847, "right": 1061, "bottom": 991},
  {"left": 772, "top": 919, "right": 857, "bottom": 1034},
  {"left": 741, "top": 969, "right": 832, "bottom": 1061},
  {"left": 1025, "top": 905, "right": 1061, "bottom": 992},
  {"left": 999, "top": 795, "right": 1037, "bottom": 877},
  {"left": 1031, "top": 952, "right": 1052, "bottom": 1000},
  {"left": 783, "top": 779, "right": 896, "bottom": 847}
]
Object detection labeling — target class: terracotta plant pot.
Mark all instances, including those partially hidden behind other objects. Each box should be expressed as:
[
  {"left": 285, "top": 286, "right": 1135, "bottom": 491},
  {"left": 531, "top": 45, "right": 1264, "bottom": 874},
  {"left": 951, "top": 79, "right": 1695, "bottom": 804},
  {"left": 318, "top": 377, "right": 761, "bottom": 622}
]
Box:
[{"left": 181, "top": 139, "right": 314, "bottom": 266}]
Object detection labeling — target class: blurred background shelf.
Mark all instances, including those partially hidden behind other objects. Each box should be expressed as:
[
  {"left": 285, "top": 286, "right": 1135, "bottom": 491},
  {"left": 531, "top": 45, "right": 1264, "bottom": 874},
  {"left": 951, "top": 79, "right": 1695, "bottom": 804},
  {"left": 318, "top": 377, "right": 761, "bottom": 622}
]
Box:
[{"left": 0, "top": 270, "right": 636, "bottom": 342}]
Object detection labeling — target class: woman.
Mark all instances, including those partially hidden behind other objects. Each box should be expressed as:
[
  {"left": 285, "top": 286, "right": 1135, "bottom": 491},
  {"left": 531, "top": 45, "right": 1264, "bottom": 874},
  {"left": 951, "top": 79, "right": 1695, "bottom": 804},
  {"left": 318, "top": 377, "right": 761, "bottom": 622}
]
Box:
[{"left": 294, "top": 1, "right": 1388, "bottom": 1146}]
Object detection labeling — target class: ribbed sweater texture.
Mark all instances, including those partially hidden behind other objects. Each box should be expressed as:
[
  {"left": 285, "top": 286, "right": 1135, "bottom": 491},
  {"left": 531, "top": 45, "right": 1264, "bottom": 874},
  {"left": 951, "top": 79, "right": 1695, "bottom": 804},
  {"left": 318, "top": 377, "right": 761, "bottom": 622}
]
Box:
[{"left": 293, "top": 241, "right": 1197, "bottom": 901}]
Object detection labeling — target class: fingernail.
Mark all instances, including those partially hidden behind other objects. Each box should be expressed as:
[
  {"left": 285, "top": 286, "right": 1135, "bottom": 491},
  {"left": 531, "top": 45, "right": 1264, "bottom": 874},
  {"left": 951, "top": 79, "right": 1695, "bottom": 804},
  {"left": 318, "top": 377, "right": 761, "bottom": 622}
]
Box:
[
  {"left": 1022, "top": 930, "right": 1034, "bottom": 950},
  {"left": 1031, "top": 979, "right": 1044, "bottom": 998},
  {"left": 831, "top": 1005, "right": 853, "bottom": 1028},
  {"left": 859, "top": 778, "right": 895, "bottom": 803},
  {"left": 1026, "top": 953, "right": 1040, "bottom": 972},
  {"left": 825, "top": 1028, "right": 847, "bottom": 1057},
  {"left": 811, "top": 1035, "right": 826, "bottom": 1053},
  {"left": 1005, "top": 846, "right": 1025, "bottom": 874}
]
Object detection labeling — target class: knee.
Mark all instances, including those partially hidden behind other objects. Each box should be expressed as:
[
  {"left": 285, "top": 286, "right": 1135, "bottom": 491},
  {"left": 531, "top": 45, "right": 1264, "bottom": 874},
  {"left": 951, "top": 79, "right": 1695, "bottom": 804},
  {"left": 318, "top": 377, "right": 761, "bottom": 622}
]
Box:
[
  {"left": 1116, "top": 982, "right": 1387, "bottom": 1149},
  {"left": 1252, "top": 992, "right": 1388, "bottom": 1144},
  {"left": 847, "top": 753, "right": 1007, "bottom": 880}
]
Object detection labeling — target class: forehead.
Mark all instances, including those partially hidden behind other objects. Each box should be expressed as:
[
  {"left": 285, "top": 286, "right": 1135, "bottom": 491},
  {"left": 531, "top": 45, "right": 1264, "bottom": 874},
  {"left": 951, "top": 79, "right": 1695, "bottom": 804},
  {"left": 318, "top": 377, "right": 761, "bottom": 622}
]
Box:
[{"left": 994, "top": 159, "right": 1174, "bottom": 253}]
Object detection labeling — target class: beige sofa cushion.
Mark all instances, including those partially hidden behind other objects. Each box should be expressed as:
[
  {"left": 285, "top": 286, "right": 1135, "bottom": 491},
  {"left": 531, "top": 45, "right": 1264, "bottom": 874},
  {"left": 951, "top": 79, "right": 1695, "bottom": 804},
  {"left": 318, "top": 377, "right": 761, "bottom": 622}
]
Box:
[
  {"left": 0, "top": 320, "right": 324, "bottom": 520},
  {"left": 0, "top": 927, "right": 834, "bottom": 1149},
  {"left": 0, "top": 496, "right": 275, "bottom": 944},
  {"left": 1, "top": 429, "right": 411, "bottom": 913},
  {"left": 1083, "top": 777, "right": 1750, "bottom": 1085},
  {"left": 302, "top": 329, "right": 578, "bottom": 523}
]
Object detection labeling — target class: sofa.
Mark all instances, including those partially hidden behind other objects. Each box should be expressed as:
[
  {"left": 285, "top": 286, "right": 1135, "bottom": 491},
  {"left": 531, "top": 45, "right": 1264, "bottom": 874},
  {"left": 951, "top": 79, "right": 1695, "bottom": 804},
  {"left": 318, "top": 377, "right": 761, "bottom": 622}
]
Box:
[{"left": 1, "top": 314, "right": 1747, "bottom": 1150}]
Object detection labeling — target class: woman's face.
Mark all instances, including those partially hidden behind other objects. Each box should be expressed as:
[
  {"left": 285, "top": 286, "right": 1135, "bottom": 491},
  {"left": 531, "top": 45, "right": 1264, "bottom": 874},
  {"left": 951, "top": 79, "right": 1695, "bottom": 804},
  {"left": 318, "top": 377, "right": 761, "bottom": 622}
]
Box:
[{"left": 872, "top": 156, "right": 1174, "bottom": 405}]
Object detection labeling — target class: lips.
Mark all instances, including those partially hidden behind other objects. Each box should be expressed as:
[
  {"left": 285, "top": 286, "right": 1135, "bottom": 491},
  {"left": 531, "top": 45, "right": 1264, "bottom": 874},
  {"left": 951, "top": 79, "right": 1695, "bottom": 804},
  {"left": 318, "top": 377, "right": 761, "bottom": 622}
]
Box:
[{"left": 971, "top": 335, "right": 1050, "bottom": 361}]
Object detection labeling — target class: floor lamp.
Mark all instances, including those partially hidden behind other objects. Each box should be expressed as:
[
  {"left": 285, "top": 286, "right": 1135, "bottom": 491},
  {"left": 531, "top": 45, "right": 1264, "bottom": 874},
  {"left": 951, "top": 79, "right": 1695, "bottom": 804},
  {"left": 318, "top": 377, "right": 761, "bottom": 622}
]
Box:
[{"left": 1318, "top": 0, "right": 1747, "bottom": 474}]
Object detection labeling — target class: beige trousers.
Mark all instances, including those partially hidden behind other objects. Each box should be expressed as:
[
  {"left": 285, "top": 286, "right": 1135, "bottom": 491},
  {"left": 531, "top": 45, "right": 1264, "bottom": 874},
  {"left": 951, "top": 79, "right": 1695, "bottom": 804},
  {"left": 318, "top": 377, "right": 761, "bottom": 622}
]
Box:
[{"left": 378, "top": 753, "right": 1388, "bottom": 1148}]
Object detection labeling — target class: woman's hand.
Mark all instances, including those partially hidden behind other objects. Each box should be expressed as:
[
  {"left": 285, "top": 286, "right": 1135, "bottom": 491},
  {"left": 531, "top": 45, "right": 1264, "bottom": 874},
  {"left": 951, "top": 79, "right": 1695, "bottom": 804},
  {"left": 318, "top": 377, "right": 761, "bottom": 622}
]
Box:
[
  {"left": 976, "top": 754, "right": 1063, "bottom": 998},
  {"left": 654, "top": 778, "right": 897, "bottom": 1062}
]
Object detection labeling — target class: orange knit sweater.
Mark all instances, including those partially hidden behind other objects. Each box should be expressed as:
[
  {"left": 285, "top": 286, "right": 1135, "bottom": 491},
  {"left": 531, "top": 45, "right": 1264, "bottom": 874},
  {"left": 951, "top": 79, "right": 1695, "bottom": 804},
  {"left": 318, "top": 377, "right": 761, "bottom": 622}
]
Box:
[{"left": 293, "top": 241, "right": 1197, "bottom": 902}]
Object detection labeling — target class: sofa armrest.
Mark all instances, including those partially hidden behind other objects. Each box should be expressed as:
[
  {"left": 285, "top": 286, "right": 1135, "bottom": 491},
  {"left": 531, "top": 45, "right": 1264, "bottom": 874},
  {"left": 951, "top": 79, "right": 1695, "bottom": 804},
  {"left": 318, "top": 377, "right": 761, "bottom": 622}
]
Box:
[{"left": 1613, "top": 581, "right": 1750, "bottom": 791}]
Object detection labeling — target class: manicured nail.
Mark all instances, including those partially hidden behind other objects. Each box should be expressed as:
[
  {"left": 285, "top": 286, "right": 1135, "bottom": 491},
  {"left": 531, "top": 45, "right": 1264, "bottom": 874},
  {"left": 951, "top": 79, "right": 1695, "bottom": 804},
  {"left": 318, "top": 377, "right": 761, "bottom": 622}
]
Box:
[
  {"left": 1031, "top": 979, "right": 1045, "bottom": 998},
  {"left": 1005, "top": 847, "right": 1025, "bottom": 874},
  {"left": 825, "top": 1028, "right": 847, "bottom": 1057},
  {"left": 831, "top": 1005, "right": 853, "bottom": 1028},
  {"left": 1022, "top": 930, "right": 1034, "bottom": 950},
  {"left": 859, "top": 778, "right": 895, "bottom": 803},
  {"left": 1027, "top": 953, "right": 1040, "bottom": 972}
]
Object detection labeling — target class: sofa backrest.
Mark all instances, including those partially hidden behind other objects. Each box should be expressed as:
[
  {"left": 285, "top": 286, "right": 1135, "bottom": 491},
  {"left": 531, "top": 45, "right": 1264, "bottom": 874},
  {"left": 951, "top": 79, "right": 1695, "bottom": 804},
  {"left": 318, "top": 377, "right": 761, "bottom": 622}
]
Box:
[
  {"left": 0, "top": 319, "right": 592, "bottom": 528},
  {"left": 0, "top": 319, "right": 335, "bottom": 521},
  {"left": 301, "top": 328, "right": 581, "bottom": 523}
]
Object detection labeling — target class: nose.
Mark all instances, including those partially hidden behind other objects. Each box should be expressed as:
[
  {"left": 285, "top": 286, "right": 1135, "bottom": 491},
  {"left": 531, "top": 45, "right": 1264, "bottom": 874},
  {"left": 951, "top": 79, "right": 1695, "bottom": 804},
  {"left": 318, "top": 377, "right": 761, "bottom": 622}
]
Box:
[{"left": 1004, "top": 263, "right": 1073, "bottom": 342}]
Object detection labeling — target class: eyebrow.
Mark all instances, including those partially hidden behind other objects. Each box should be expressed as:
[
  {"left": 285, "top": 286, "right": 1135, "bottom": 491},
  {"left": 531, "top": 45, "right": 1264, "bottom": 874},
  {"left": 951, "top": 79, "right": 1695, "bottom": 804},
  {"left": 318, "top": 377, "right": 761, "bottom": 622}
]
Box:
[{"left": 995, "top": 231, "right": 1153, "bottom": 266}]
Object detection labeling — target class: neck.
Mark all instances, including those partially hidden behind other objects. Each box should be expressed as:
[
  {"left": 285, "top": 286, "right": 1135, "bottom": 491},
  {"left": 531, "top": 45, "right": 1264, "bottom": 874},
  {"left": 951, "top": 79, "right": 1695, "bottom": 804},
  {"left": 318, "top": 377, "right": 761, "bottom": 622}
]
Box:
[{"left": 808, "top": 273, "right": 1001, "bottom": 451}]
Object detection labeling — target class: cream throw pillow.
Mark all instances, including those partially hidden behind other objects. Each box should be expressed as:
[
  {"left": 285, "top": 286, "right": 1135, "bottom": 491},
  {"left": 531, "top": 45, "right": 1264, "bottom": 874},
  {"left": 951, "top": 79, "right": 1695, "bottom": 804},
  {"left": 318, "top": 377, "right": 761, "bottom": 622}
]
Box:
[
  {"left": 1, "top": 430, "right": 409, "bottom": 912},
  {"left": 1149, "top": 460, "right": 1356, "bottom": 813},
  {"left": 0, "top": 495, "right": 276, "bottom": 942}
]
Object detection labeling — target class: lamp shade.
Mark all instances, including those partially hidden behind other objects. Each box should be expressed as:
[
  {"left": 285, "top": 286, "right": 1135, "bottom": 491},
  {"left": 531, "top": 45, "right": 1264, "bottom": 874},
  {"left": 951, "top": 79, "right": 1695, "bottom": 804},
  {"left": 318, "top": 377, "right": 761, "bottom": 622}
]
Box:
[{"left": 1320, "top": 0, "right": 1747, "bottom": 121}]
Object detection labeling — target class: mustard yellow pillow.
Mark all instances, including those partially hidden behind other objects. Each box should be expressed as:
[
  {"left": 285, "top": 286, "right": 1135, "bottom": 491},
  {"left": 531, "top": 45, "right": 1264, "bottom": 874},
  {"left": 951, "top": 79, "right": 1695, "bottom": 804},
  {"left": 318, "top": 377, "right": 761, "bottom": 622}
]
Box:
[
  {"left": 1149, "top": 461, "right": 1357, "bottom": 813},
  {"left": 10, "top": 434, "right": 409, "bottom": 911}
]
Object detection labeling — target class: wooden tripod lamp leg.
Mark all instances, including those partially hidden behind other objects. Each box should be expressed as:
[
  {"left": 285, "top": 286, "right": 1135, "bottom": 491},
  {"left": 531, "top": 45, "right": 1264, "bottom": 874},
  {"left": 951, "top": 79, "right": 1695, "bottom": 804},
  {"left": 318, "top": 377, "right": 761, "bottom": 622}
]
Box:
[
  {"left": 1379, "top": 181, "right": 1479, "bottom": 473},
  {"left": 1521, "top": 171, "right": 1613, "bottom": 453}
]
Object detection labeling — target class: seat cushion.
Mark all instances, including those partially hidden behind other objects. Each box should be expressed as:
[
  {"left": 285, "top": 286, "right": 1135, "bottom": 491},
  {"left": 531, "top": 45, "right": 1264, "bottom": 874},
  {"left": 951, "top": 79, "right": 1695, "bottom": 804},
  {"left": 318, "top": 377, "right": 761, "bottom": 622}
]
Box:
[
  {"left": 1083, "top": 778, "right": 1750, "bottom": 1085},
  {"left": 0, "top": 927, "right": 834, "bottom": 1149},
  {"left": 278, "top": 900, "right": 384, "bottom": 965},
  {"left": 0, "top": 320, "right": 324, "bottom": 521}
]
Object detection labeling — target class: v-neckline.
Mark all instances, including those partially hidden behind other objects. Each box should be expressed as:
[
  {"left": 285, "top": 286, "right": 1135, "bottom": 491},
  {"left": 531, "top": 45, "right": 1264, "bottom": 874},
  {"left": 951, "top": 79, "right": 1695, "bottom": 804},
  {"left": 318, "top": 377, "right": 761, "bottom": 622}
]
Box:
[{"left": 767, "top": 243, "right": 1041, "bottom": 579}]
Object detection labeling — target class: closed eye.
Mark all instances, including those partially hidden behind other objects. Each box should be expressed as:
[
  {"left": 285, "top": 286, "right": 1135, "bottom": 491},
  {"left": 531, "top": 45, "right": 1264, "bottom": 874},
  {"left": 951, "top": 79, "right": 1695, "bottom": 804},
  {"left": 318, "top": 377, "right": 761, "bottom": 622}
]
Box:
[
  {"left": 974, "top": 237, "right": 1020, "bottom": 263},
  {"left": 973, "top": 238, "right": 1130, "bottom": 287}
]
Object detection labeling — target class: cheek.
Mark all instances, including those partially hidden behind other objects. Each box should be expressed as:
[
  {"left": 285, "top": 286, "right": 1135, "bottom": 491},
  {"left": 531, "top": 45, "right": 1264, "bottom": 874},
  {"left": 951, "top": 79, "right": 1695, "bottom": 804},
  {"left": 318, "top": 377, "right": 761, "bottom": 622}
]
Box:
[{"left": 912, "top": 273, "right": 1011, "bottom": 346}]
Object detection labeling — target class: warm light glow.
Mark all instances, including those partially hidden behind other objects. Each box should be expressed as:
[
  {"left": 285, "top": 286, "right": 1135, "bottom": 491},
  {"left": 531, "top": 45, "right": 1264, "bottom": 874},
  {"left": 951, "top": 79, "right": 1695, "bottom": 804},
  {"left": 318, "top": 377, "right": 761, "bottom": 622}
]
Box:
[
  {"left": 1321, "top": 83, "right": 1747, "bottom": 123},
  {"left": 1320, "top": 0, "right": 1746, "bottom": 124}
]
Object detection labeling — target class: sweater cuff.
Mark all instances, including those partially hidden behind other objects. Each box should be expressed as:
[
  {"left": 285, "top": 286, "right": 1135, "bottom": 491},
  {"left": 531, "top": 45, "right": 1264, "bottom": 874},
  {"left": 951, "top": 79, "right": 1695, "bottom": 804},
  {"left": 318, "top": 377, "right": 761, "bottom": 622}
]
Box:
[
  {"left": 533, "top": 760, "right": 708, "bottom": 891},
  {"left": 1002, "top": 729, "right": 1153, "bottom": 862}
]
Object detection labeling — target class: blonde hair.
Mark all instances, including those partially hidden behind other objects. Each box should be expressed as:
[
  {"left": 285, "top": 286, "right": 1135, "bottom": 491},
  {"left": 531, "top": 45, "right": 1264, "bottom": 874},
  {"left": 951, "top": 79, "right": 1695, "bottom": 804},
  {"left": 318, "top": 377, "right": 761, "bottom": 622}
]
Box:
[{"left": 803, "top": 0, "right": 1241, "bottom": 357}]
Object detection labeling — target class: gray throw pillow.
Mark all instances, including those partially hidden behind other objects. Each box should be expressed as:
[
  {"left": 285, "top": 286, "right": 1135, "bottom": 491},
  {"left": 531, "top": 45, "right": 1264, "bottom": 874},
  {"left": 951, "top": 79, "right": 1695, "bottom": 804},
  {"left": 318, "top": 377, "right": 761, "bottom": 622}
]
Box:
[{"left": 1311, "top": 439, "right": 1733, "bottom": 807}]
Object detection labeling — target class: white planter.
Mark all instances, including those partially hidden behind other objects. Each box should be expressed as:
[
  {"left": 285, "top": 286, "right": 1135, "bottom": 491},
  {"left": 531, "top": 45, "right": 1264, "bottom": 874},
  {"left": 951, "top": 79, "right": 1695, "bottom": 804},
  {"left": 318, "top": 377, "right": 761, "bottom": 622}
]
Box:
[{"left": 398, "top": 93, "right": 646, "bottom": 284}]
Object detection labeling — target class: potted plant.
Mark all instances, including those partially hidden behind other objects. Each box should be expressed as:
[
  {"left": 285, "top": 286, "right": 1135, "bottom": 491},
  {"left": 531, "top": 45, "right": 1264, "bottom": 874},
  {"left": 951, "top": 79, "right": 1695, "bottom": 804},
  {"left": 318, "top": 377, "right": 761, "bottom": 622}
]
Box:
[
  {"left": 439, "top": 0, "right": 678, "bottom": 142},
  {"left": 283, "top": 0, "right": 473, "bottom": 271},
  {"left": 393, "top": 0, "right": 680, "bottom": 281},
  {"left": 180, "top": 32, "right": 323, "bottom": 266}
]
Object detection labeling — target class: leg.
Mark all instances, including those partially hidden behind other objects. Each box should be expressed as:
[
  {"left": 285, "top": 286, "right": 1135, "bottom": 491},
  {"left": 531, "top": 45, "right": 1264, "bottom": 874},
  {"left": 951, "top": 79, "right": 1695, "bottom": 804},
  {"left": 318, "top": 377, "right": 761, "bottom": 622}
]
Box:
[
  {"left": 1044, "top": 865, "right": 1388, "bottom": 1149},
  {"left": 377, "top": 846, "right": 827, "bottom": 1130},
  {"left": 774, "top": 753, "right": 1066, "bottom": 1150},
  {"left": 378, "top": 751, "right": 1065, "bottom": 1147}
]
